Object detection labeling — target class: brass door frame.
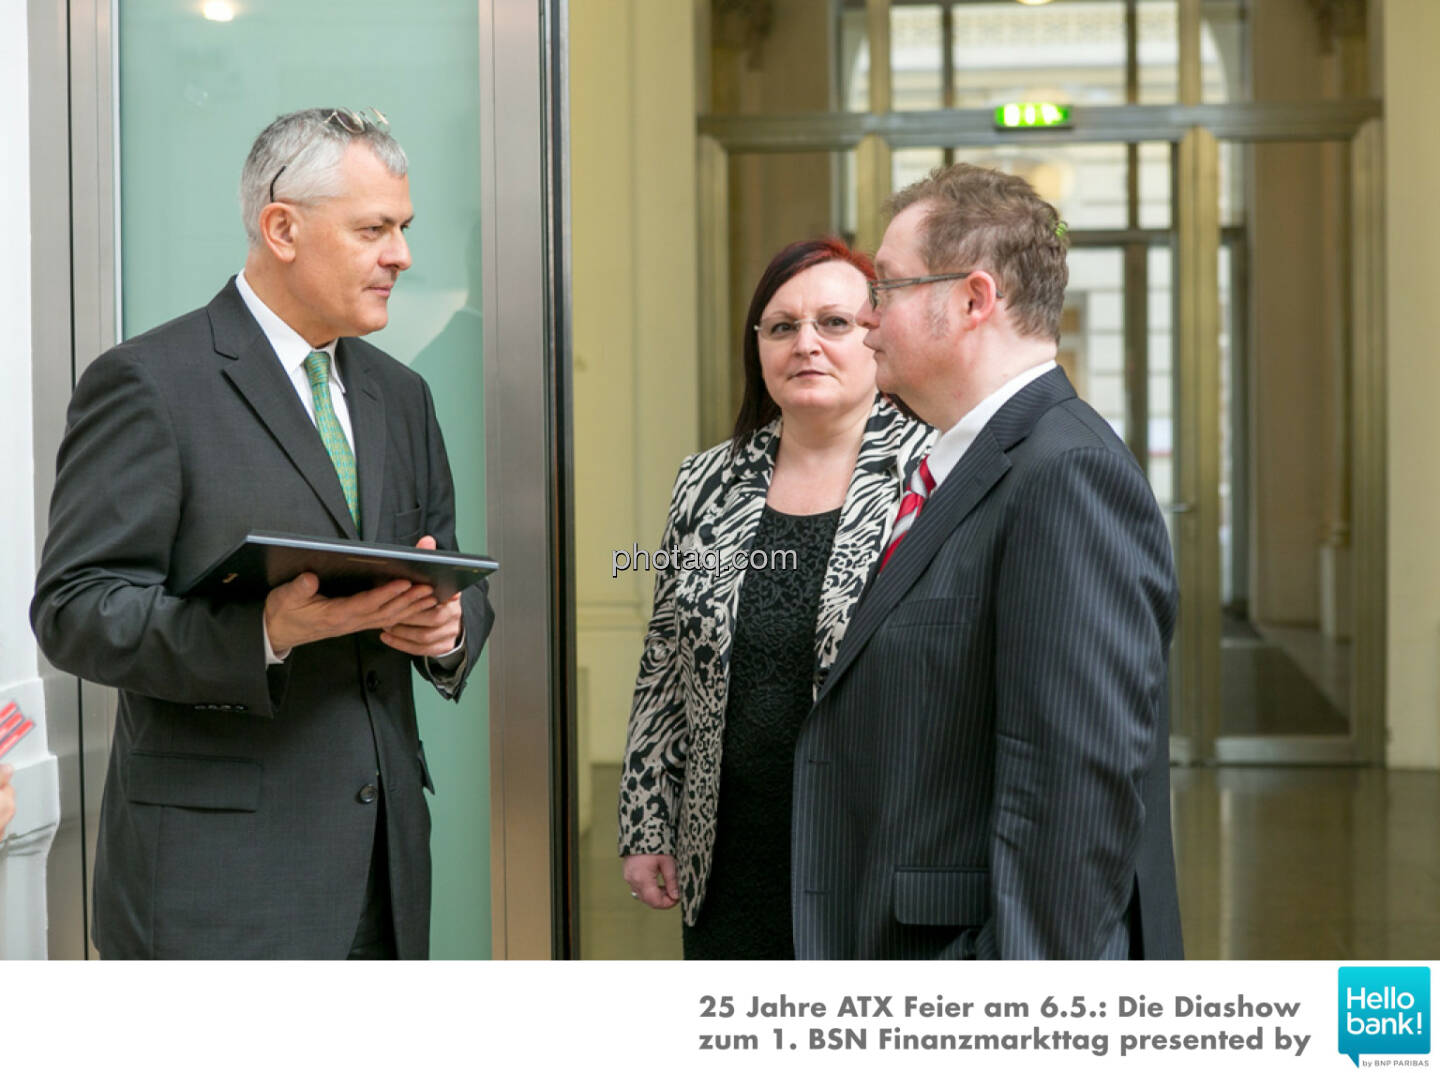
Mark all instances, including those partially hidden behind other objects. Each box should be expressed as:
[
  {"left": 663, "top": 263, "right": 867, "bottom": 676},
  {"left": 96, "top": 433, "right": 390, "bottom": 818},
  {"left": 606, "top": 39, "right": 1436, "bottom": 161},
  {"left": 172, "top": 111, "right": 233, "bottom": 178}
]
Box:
[{"left": 1174, "top": 127, "right": 1222, "bottom": 762}]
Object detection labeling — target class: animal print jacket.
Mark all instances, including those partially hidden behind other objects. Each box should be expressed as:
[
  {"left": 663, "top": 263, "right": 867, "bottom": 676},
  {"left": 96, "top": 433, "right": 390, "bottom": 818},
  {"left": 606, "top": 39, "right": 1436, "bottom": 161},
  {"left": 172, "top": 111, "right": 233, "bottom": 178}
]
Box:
[{"left": 617, "top": 396, "right": 934, "bottom": 924}]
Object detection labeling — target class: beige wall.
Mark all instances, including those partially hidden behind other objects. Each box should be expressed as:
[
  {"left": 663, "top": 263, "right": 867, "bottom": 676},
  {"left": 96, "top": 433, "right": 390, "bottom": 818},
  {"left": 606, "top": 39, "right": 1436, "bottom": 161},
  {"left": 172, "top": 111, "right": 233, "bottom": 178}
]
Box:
[
  {"left": 1383, "top": 0, "right": 1440, "bottom": 769},
  {"left": 570, "top": 0, "right": 702, "bottom": 823}
]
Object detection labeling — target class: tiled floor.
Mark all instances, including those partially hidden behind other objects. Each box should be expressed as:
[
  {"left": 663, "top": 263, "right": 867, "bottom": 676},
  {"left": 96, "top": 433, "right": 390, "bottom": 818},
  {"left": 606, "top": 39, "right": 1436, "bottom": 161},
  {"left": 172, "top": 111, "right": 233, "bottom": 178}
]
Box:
[
  {"left": 581, "top": 762, "right": 1440, "bottom": 960},
  {"left": 1173, "top": 765, "right": 1440, "bottom": 958}
]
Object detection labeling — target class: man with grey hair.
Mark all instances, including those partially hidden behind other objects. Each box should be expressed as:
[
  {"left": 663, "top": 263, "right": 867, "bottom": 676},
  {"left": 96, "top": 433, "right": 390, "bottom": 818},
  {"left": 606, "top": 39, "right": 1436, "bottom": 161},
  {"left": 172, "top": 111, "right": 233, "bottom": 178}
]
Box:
[{"left": 32, "top": 108, "right": 493, "bottom": 959}]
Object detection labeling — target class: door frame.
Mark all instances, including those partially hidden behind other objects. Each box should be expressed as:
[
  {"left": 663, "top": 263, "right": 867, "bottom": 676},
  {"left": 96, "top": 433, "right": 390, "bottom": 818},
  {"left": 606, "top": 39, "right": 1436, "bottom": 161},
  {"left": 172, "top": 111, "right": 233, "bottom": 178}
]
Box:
[{"left": 478, "top": 0, "right": 577, "bottom": 959}]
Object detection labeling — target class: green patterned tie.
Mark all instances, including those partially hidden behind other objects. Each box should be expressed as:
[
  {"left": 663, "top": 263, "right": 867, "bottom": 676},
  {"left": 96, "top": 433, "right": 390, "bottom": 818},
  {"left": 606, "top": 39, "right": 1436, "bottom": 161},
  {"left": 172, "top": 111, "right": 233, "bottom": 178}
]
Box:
[{"left": 304, "top": 351, "right": 360, "bottom": 528}]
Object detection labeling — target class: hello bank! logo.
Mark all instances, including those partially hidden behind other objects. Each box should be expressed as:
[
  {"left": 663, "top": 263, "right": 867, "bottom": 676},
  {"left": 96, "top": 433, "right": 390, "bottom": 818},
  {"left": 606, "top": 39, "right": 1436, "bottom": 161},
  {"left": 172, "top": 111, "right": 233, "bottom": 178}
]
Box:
[{"left": 1338, "top": 967, "right": 1431, "bottom": 1067}]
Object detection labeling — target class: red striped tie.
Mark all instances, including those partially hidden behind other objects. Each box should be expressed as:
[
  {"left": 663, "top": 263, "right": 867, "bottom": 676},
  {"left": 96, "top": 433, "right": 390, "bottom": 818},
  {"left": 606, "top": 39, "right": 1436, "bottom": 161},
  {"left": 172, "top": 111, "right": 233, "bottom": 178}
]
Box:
[{"left": 879, "top": 456, "right": 936, "bottom": 572}]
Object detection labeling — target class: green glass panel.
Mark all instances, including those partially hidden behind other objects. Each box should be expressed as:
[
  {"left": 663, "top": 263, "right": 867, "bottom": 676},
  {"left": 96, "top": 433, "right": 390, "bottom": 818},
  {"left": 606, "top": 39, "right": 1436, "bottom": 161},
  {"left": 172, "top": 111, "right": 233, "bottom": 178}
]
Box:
[{"left": 118, "top": 0, "right": 489, "bottom": 958}]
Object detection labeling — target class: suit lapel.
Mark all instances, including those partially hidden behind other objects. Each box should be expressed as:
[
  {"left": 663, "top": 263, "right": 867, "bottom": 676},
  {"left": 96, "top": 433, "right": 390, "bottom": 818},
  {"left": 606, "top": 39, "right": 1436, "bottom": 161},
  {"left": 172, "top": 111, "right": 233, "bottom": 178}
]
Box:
[
  {"left": 814, "top": 366, "right": 1078, "bottom": 705},
  {"left": 210, "top": 281, "right": 360, "bottom": 539},
  {"left": 816, "top": 429, "right": 1010, "bottom": 703},
  {"left": 341, "top": 341, "right": 388, "bottom": 543}
]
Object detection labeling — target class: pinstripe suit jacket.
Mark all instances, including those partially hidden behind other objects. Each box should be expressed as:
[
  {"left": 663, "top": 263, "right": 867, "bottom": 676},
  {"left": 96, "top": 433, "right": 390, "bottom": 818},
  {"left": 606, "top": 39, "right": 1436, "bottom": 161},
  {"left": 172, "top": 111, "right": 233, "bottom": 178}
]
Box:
[{"left": 791, "top": 368, "right": 1182, "bottom": 959}]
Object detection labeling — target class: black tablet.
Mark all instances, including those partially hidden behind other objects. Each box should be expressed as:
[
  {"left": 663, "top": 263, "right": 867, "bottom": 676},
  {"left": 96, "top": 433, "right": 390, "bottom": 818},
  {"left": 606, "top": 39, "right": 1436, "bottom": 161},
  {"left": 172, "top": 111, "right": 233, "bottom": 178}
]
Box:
[{"left": 182, "top": 531, "right": 498, "bottom": 603}]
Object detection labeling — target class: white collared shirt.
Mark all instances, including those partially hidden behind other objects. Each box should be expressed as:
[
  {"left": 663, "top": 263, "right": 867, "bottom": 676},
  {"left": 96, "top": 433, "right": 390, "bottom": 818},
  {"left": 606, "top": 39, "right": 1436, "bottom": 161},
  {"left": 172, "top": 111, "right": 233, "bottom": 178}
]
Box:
[
  {"left": 235, "top": 270, "right": 354, "bottom": 450},
  {"left": 926, "top": 361, "right": 1057, "bottom": 489},
  {"left": 234, "top": 271, "right": 466, "bottom": 677}
]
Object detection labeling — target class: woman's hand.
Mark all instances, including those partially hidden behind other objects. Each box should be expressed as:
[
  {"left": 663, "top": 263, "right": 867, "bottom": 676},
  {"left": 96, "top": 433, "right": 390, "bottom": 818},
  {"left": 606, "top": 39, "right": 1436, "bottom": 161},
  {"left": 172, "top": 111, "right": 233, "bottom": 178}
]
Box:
[{"left": 623, "top": 853, "right": 680, "bottom": 909}]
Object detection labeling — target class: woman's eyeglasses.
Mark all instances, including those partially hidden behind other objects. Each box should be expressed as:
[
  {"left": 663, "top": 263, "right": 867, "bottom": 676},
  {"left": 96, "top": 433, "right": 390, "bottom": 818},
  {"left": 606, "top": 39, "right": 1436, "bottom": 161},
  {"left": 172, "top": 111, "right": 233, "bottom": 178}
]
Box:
[
  {"left": 269, "top": 107, "right": 390, "bottom": 204},
  {"left": 754, "top": 313, "right": 859, "bottom": 343}
]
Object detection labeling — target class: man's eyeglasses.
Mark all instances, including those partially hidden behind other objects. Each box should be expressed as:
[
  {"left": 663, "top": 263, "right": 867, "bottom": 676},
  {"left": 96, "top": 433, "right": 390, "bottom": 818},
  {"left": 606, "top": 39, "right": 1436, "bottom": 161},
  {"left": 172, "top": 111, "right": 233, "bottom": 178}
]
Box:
[
  {"left": 269, "top": 107, "right": 390, "bottom": 204},
  {"left": 754, "top": 313, "right": 859, "bottom": 343},
  {"left": 866, "top": 271, "right": 1004, "bottom": 310}
]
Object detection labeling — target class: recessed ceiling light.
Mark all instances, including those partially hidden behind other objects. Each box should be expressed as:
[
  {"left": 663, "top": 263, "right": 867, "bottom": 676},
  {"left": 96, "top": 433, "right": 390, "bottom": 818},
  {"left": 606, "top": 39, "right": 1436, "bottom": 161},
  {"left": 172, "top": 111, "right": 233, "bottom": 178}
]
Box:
[{"left": 202, "top": 2, "right": 236, "bottom": 22}]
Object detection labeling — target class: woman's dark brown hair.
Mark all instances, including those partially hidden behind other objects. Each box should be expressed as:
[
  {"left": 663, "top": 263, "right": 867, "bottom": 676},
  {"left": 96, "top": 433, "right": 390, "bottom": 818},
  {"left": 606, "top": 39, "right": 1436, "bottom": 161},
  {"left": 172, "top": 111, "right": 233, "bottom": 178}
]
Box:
[{"left": 730, "top": 237, "right": 876, "bottom": 453}]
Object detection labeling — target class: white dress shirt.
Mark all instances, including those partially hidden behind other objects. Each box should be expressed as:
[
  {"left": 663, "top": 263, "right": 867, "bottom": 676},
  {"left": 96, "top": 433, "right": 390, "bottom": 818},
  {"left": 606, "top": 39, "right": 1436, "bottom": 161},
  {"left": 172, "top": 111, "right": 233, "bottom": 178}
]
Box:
[
  {"left": 236, "top": 270, "right": 355, "bottom": 449},
  {"left": 926, "top": 361, "right": 1057, "bottom": 489},
  {"left": 235, "top": 272, "right": 465, "bottom": 677}
]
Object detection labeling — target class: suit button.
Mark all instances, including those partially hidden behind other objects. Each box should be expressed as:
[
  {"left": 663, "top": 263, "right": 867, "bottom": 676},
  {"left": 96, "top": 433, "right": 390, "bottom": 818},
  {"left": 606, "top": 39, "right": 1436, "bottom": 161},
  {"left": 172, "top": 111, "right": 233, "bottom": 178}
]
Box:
[
  {"left": 358, "top": 784, "right": 379, "bottom": 804},
  {"left": 365, "top": 671, "right": 381, "bottom": 693}
]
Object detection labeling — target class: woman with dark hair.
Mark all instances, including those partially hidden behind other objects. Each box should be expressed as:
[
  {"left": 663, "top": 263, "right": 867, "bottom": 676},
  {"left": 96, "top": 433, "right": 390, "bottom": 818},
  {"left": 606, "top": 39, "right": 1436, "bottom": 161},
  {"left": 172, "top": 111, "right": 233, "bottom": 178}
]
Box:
[{"left": 618, "top": 237, "right": 933, "bottom": 958}]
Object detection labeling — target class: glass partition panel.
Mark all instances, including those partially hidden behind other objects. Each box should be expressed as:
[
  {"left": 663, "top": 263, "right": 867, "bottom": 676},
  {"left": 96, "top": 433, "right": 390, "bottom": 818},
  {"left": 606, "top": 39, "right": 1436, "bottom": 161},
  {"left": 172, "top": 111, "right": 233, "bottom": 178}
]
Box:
[
  {"left": 118, "top": 0, "right": 490, "bottom": 957},
  {"left": 892, "top": 4, "right": 945, "bottom": 110},
  {"left": 952, "top": 1, "right": 1134, "bottom": 107},
  {"left": 1138, "top": 142, "right": 1173, "bottom": 229},
  {"left": 1064, "top": 248, "right": 1126, "bottom": 424},
  {"left": 839, "top": 0, "right": 1246, "bottom": 114},
  {"left": 1217, "top": 137, "right": 1354, "bottom": 741},
  {"left": 892, "top": 146, "right": 944, "bottom": 194},
  {"left": 1147, "top": 243, "right": 1175, "bottom": 508},
  {"left": 947, "top": 143, "right": 1153, "bottom": 230}
]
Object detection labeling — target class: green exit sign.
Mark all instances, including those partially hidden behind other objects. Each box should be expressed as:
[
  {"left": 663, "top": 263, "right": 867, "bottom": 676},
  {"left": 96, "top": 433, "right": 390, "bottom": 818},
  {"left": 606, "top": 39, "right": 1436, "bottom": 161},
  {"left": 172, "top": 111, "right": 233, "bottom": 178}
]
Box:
[{"left": 994, "top": 102, "right": 1072, "bottom": 130}]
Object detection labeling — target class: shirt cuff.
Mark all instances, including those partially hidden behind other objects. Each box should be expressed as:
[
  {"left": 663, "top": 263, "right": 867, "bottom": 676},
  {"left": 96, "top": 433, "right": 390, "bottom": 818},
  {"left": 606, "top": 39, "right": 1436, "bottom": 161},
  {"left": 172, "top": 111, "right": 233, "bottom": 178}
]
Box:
[
  {"left": 425, "top": 629, "right": 467, "bottom": 695},
  {"left": 262, "top": 618, "right": 290, "bottom": 666}
]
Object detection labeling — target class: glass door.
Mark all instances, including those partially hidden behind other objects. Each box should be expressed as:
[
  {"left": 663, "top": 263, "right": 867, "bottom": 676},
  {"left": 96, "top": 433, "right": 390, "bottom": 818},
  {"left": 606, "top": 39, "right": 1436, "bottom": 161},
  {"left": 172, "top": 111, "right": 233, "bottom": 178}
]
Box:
[
  {"left": 1208, "top": 135, "right": 1366, "bottom": 764},
  {"left": 112, "top": 0, "right": 493, "bottom": 956}
]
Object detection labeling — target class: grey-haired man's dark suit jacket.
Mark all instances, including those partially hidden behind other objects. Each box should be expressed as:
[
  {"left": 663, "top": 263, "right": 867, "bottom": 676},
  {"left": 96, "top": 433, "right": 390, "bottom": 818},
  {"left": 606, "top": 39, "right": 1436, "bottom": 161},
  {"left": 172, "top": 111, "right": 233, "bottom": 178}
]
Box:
[
  {"left": 31, "top": 279, "right": 493, "bottom": 959},
  {"left": 792, "top": 367, "right": 1182, "bottom": 959}
]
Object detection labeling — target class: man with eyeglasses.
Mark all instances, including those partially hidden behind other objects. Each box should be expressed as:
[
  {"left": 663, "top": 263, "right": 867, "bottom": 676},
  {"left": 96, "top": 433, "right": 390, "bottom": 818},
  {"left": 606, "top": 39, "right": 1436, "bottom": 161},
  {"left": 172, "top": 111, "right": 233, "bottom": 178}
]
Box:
[
  {"left": 791, "top": 163, "right": 1182, "bottom": 960},
  {"left": 32, "top": 108, "right": 493, "bottom": 959}
]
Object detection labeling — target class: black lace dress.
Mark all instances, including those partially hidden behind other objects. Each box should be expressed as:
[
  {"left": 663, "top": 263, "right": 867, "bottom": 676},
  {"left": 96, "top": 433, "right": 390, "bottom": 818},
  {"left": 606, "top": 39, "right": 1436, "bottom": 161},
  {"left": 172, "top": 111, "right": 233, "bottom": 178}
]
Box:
[{"left": 682, "top": 504, "right": 841, "bottom": 960}]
